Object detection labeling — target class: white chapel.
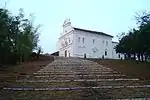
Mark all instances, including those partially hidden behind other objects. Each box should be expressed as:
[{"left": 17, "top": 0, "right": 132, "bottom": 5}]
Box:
[{"left": 57, "top": 19, "right": 123, "bottom": 59}]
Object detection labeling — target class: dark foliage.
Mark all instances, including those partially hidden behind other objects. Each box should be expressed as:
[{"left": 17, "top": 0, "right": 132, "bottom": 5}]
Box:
[
  {"left": 0, "top": 8, "right": 40, "bottom": 65},
  {"left": 116, "top": 12, "right": 150, "bottom": 61}
]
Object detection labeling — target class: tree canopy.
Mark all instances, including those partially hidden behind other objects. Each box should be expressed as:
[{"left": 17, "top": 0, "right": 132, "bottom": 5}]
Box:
[
  {"left": 116, "top": 12, "right": 150, "bottom": 61},
  {"left": 0, "top": 8, "right": 40, "bottom": 65}
]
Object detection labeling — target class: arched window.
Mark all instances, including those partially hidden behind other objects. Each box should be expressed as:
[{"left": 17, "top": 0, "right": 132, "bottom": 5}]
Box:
[
  {"left": 106, "top": 41, "right": 108, "bottom": 46},
  {"left": 82, "top": 37, "right": 85, "bottom": 44},
  {"left": 84, "top": 53, "right": 86, "bottom": 59},
  {"left": 93, "top": 39, "right": 95, "bottom": 44},
  {"left": 102, "top": 40, "right": 104, "bottom": 45},
  {"left": 118, "top": 54, "right": 120, "bottom": 58},
  {"left": 69, "top": 38, "right": 70, "bottom": 43},
  {"left": 78, "top": 37, "right": 80, "bottom": 43},
  {"left": 69, "top": 52, "right": 70, "bottom": 57},
  {"left": 65, "top": 50, "right": 67, "bottom": 57},
  {"left": 68, "top": 51, "right": 70, "bottom": 57},
  {"left": 105, "top": 51, "right": 107, "bottom": 56}
]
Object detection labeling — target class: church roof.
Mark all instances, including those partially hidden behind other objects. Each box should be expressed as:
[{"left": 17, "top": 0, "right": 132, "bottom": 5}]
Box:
[
  {"left": 74, "top": 27, "right": 113, "bottom": 37},
  {"left": 112, "top": 41, "right": 118, "bottom": 43}
]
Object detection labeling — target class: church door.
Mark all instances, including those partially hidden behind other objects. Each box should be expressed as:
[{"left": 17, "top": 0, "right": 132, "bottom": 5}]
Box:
[
  {"left": 84, "top": 53, "right": 86, "bottom": 59},
  {"left": 65, "top": 50, "right": 67, "bottom": 57}
]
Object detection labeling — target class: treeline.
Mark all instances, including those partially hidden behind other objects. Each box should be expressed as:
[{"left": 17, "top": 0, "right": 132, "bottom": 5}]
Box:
[
  {"left": 0, "top": 8, "right": 41, "bottom": 66},
  {"left": 116, "top": 12, "right": 150, "bottom": 61}
]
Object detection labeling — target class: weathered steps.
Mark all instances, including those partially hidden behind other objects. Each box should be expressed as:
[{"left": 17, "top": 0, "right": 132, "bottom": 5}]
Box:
[
  {"left": 3, "top": 81, "right": 79, "bottom": 88},
  {"left": 38, "top": 66, "right": 112, "bottom": 69},
  {"left": 31, "top": 74, "right": 126, "bottom": 77},
  {"left": 16, "top": 78, "right": 140, "bottom": 83},
  {"left": 33, "top": 71, "right": 119, "bottom": 75},
  {"left": 0, "top": 90, "right": 93, "bottom": 100},
  {"left": 27, "top": 74, "right": 127, "bottom": 80},
  {"left": 1, "top": 87, "right": 150, "bottom": 99},
  {"left": 1, "top": 57, "right": 150, "bottom": 99},
  {"left": 28, "top": 74, "right": 128, "bottom": 80},
  {"left": 4, "top": 79, "right": 147, "bottom": 88},
  {"left": 38, "top": 69, "right": 114, "bottom": 72},
  {"left": 3, "top": 85, "right": 150, "bottom": 90}
]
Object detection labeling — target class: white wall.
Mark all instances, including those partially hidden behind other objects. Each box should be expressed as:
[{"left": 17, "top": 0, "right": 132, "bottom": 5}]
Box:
[
  {"left": 58, "top": 31, "right": 74, "bottom": 57},
  {"left": 112, "top": 42, "right": 124, "bottom": 59},
  {"left": 73, "top": 30, "right": 113, "bottom": 58},
  {"left": 59, "top": 44, "right": 73, "bottom": 57},
  {"left": 58, "top": 19, "right": 75, "bottom": 57},
  {"left": 58, "top": 20, "right": 124, "bottom": 59}
]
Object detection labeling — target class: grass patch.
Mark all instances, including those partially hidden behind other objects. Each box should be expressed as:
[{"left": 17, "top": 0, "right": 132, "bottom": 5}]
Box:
[
  {"left": 90, "top": 59, "right": 150, "bottom": 80},
  {"left": 3, "top": 81, "right": 80, "bottom": 88},
  {"left": 0, "top": 56, "right": 54, "bottom": 83}
]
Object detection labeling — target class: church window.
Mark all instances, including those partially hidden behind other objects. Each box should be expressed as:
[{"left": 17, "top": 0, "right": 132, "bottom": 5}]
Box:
[
  {"left": 118, "top": 54, "right": 120, "bottom": 58},
  {"left": 78, "top": 37, "right": 80, "bottom": 43},
  {"left": 69, "top": 38, "right": 70, "bottom": 43},
  {"left": 65, "top": 40, "right": 68, "bottom": 46},
  {"left": 93, "top": 39, "right": 95, "bottom": 44},
  {"left": 68, "top": 51, "right": 70, "bottom": 57},
  {"left": 65, "top": 50, "right": 67, "bottom": 57},
  {"left": 84, "top": 53, "right": 86, "bottom": 59},
  {"left": 105, "top": 51, "right": 107, "bottom": 56},
  {"left": 82, "top": 37, "right": 85, "bottom": 44},
  {"left": 102, "top": 40, "right": 104, "bottom": 45},
  {"left": 106, "top": 41, "right": 108, "bottom": 46}
]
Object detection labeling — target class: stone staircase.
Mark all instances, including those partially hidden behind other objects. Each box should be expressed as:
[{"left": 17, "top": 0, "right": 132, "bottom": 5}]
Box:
[{"left": 1, "top": 57, "right": 150, "bottom": 100}]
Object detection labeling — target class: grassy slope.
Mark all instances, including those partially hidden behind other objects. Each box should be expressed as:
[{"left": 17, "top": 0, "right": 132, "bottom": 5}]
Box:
[
  {"left": 0, "top": 56, "right": 54, "bottom": 83},
  {"left": 90, "top": 59, "right": 150, "bottom": 80}
]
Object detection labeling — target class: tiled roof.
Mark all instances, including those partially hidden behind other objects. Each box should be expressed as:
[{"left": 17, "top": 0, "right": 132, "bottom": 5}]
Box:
[
  {"left": 112, "top": 41, "right": 118, "bottom": 43},
  {"left": 74, "top": 27, "right": 113, "bottom": 37}
]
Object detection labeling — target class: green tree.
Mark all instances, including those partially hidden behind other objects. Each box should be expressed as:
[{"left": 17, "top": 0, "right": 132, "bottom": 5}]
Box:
[
  {"left": 0, "top": 8, "right": 40, "bottom": 65},
  {"left": 116, "top": 11, "right": 150, "bottom": 61}
]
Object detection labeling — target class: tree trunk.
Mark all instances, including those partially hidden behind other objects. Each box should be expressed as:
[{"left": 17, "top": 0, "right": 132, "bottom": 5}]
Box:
[
  {"left": 145, "top": 55, "right": 147, "bottom": 61},
  {"left": 124, "top": 54, "right": 128, "bottom": 60},
  {"left": 127, "top": 54, "right": 131, "bottom": 60},
  {"left": 134, "top": 53, "right": 136, "bottom": 60},
  {"left": 137, "top": 54, "right": 140, "bottom": 61},
  {"left": 141, "top": 54, "right": 144, "bottom": 62}
]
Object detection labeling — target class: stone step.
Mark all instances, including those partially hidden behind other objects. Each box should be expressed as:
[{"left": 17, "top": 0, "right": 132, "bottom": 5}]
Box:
[
  {"left": 42, "top": 65, "right": 109, "bottom": 67},
  {"left": 3, "top": 81, "right": 79, "bottom": 88},
  {"left": 42, "top": 67, "right": 109, "bottom": 70},
  {"left": 5, "top": 80, "right": 148, "bottom": 88},
  {"left": 3, "top": 85, "right": 150, "bottom": 91},
  {"left": 36, "top": 71, "right": 116, "bottom": 74},
  {"left": 27, "top": 74, "right": 129, "bottom": 80},
  {"left": 2, "top": 57, "right": 150, "bottom": 100},
  {"left": 39, "top": 67, "right": 112, "bottom": 70},
  {"left": 49, "top": 63, "right": 99, "bottom": 65},
  {"left": 37, "top": 69, "right": 113, "bottom": 72},
  {"left": 17, "top": 78, "right": 140, "bottom": 83},
  {"left": 32, "top": 74, "right": 126, "bottom": 77},
  {"left": 48, "top": 64, "right": 100, "bottom": 66},
  {"left": 0, "top": 89, "right": 93, "bottom": 100},
  {"left": 40, "top": 68, "right": 110, "bottom": 70},
  {"left": 40, "top": 69, "right": 111, "bottom": 72},
  {"left": 0, "top": 89, "right": 150, "bottom": 100},
  {"left": 2, "top": 85, "right": 150, "bottom": 99},
  {"left": 33, "top": 71, "right": 119, "bottom": 75}
]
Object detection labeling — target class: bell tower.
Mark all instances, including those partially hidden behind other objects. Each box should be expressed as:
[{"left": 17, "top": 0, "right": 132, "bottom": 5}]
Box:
[{"left": 62, "top": 18, "right": 73, "bottom": 36}]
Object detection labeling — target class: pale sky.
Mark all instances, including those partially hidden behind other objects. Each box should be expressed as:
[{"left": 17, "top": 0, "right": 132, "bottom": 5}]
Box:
[{"left": 0, "top": 0, "right": 150, "bottom": 53}]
